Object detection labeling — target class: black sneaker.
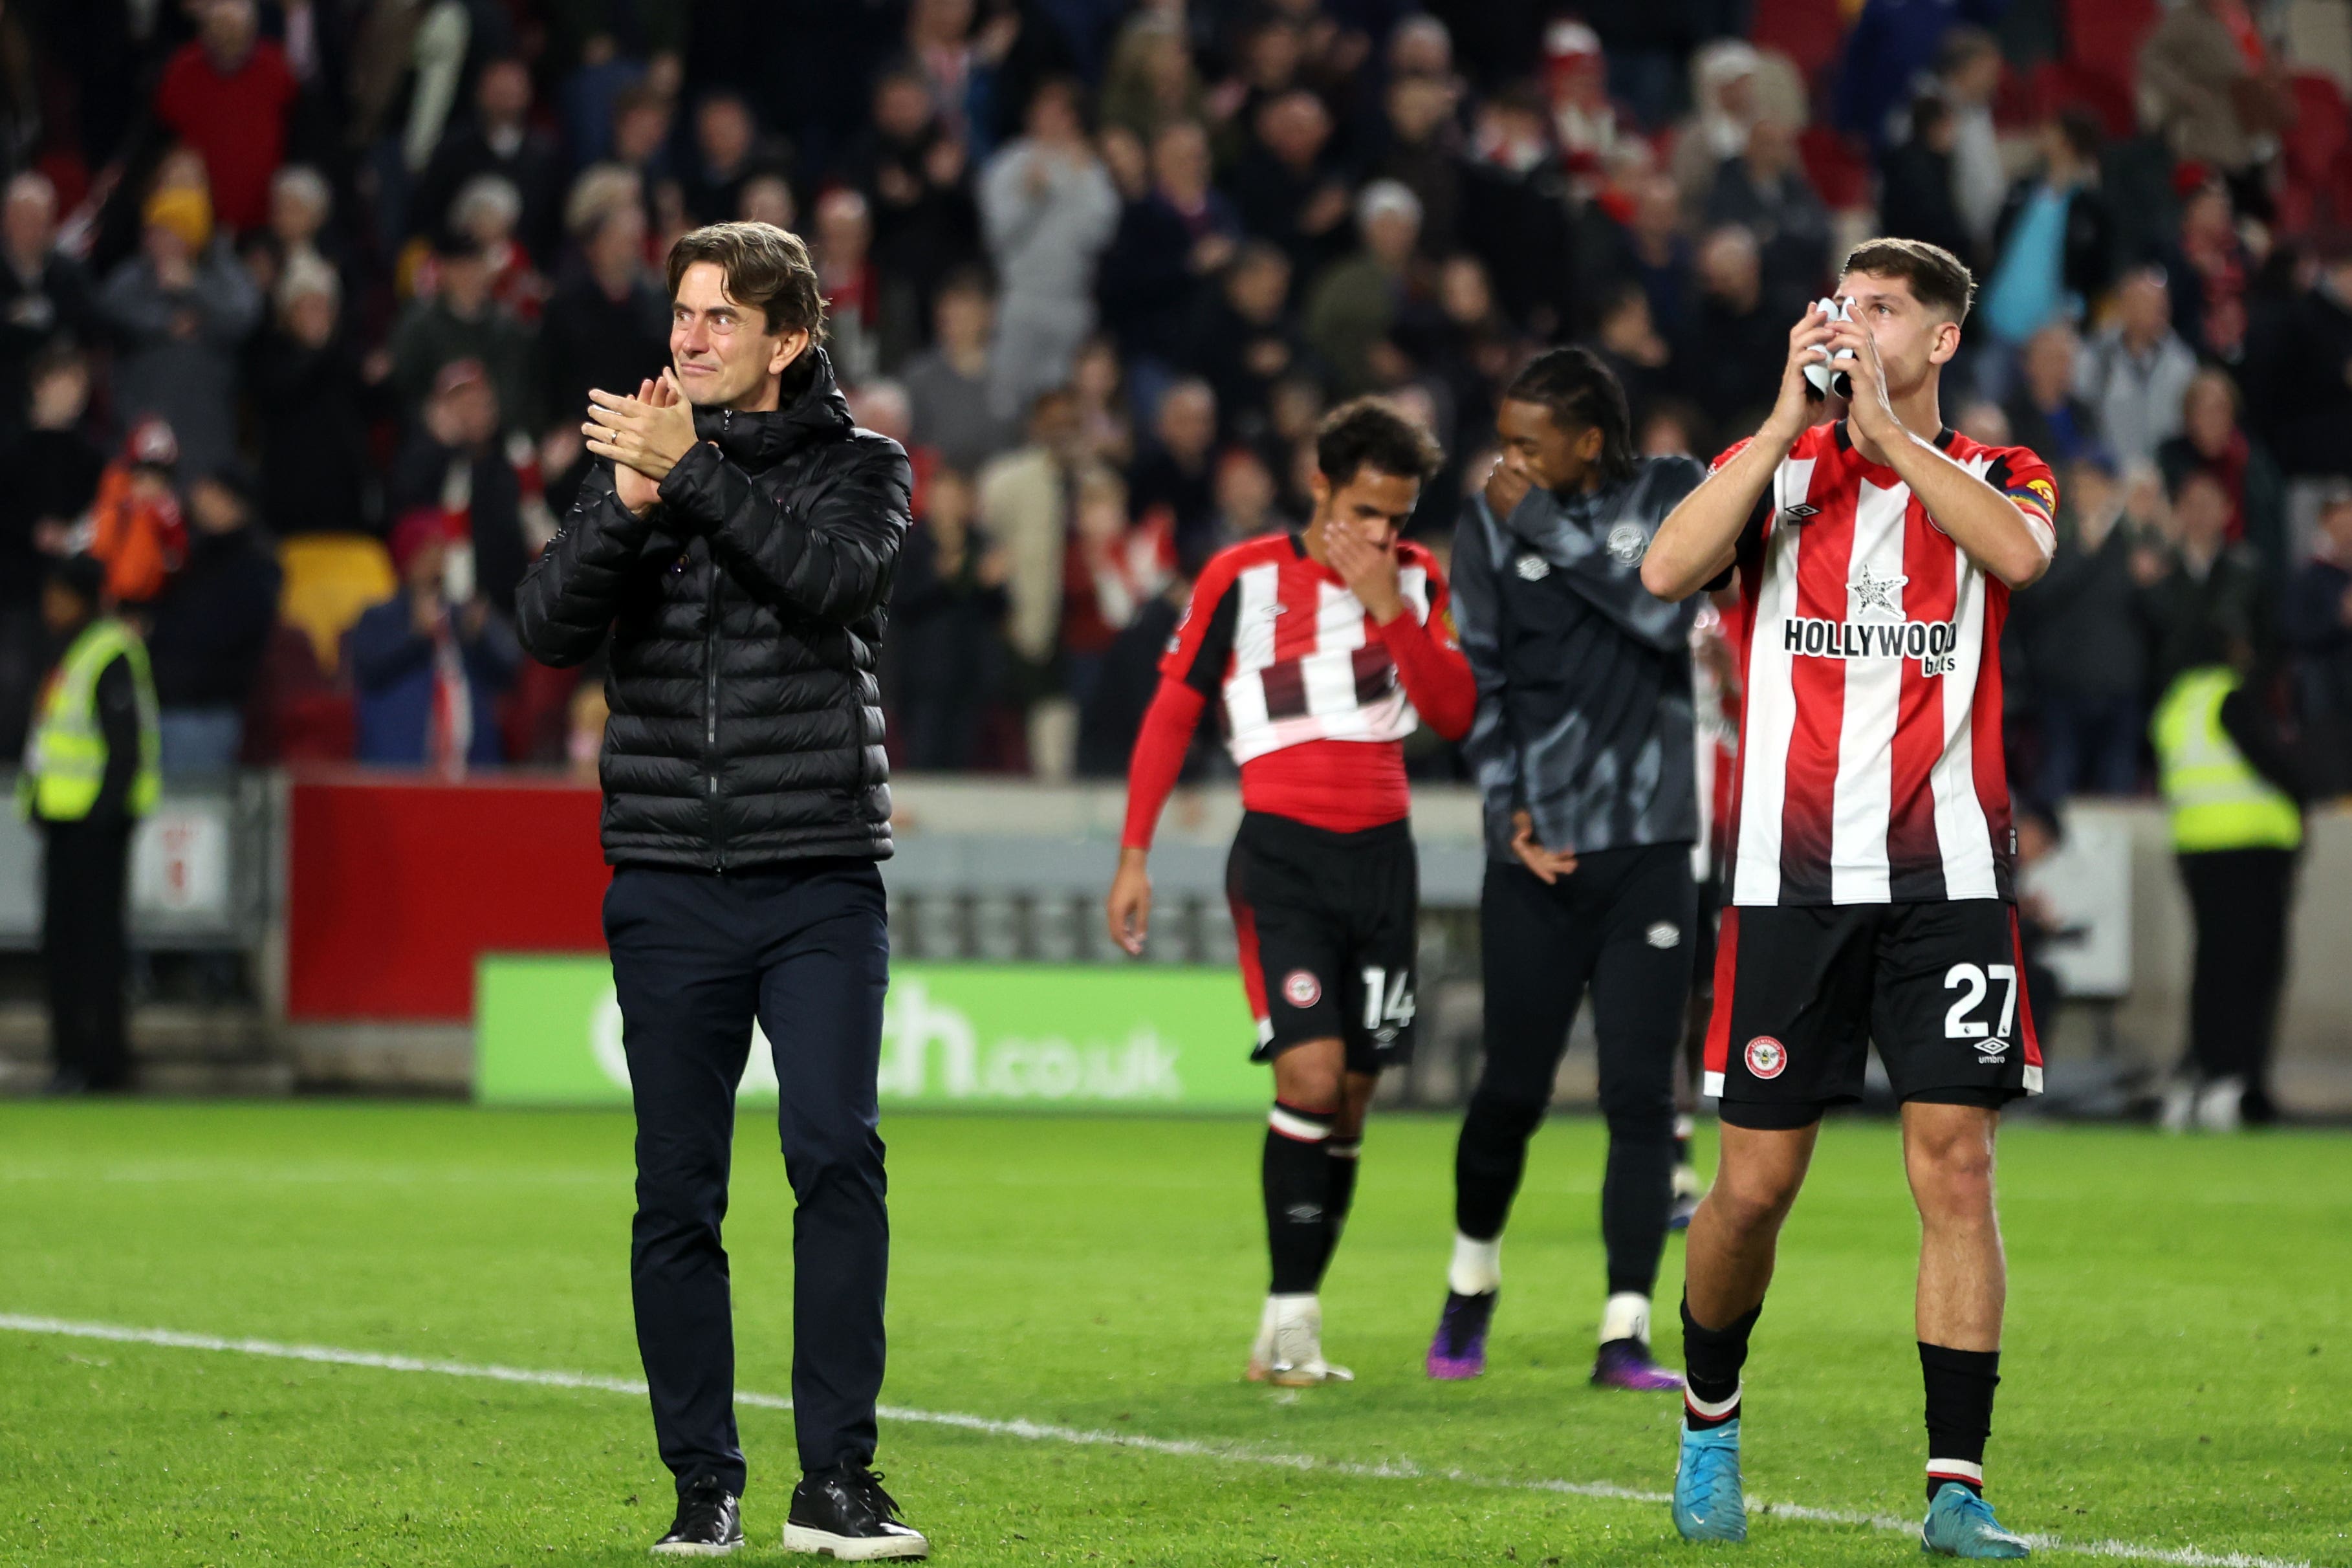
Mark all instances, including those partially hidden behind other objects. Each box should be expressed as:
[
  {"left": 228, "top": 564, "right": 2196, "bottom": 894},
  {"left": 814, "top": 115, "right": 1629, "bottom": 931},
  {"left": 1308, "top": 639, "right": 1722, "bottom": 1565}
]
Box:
[
  {"left": 783, "top": 1465, "right": 928, "bottom": 1560},
  {"left": 652, "top": 1477, "right": 743, "bottom": 1556}
]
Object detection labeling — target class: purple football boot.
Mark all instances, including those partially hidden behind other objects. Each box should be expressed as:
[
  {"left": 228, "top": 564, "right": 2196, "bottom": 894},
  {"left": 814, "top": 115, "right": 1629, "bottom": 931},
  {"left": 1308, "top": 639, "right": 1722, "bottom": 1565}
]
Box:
[
  {"left": 1591, "top": 1337, "right": 1686, "bottom": 1391},
  {"left": 1426, "top": 1290, "right": 1497, "bottom": 1380}
]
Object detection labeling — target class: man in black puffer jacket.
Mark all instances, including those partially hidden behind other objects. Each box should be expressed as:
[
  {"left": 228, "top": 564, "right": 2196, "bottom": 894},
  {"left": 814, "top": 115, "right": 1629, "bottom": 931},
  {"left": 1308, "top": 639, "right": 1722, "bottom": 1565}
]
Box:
[{"left": 518, "top": 222, "right": 928, "bottom": 1561}]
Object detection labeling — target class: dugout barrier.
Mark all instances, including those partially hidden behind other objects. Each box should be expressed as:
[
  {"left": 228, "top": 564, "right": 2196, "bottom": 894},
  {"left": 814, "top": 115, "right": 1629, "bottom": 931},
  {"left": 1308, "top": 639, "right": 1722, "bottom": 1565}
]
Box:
[{"left": 1, "top": 770, "right": 2348, "bottom": 1113}]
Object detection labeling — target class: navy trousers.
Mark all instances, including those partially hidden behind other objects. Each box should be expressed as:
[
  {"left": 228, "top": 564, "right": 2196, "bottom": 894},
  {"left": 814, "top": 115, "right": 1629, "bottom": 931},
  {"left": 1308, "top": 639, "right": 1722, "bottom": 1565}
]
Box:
[{"left": 604, "top": 860, "right": 891, "bottom": 1496}]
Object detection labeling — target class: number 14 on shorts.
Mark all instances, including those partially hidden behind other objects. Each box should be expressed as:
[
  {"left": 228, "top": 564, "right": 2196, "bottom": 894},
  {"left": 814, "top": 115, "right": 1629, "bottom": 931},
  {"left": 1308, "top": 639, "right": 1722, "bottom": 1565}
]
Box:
[
  {"left": 1361, "top": 967, "right": 1417, "bottom": 1039},
  {"left": 1944, "top": 963, "right": 2017, "bottom": 1059}
]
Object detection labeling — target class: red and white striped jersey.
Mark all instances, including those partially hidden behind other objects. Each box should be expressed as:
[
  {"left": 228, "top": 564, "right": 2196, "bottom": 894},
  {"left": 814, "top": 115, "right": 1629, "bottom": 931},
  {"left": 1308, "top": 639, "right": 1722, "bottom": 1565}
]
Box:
[
  {"left": 1714, "top": 421, "right": 2056, "bottom": 906},
  {"left": 1162, "top": 532, "right": 1448, "bottom": 763}
]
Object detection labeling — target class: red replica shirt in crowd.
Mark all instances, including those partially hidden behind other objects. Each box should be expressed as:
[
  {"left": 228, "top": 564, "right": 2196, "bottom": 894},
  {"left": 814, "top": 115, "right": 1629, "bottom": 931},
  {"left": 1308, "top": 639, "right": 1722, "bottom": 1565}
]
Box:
[
  {"left": 1714, "top": 420, "right": 2056, "bottom": 907},
  {"left": 1120, "top": 532, "right": 1475, "bottom": 846},
  {"left": 155, "top": 40, "right": 298, "bottom": 234}
]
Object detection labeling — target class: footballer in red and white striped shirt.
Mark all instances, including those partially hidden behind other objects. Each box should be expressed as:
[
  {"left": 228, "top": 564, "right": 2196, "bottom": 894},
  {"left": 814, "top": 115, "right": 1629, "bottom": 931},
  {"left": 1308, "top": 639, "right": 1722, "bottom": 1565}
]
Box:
[
  {"left": 1106, "top": 398, "right": 1473, "bottom": 1391},
  {"left": 1639, "top": 238, "right": 2048, "bottom": 1556}
]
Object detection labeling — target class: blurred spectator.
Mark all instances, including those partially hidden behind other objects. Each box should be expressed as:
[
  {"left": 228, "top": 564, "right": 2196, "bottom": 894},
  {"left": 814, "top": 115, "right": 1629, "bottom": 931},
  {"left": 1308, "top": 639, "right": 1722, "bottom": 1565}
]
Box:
[
  {"left": 445, "top": 175, "right": 549, "bottom": 323},
  {"left": 1100, "top": 14, "right": 1205, "bottom": 146},
  {"left": 1607, "top": 171, "right": 1696, "bottom": 346},
  {"left": 252, "top": 168, "right": 341, "bottom": 310},
  {"left": 86, "top": 419, "right": 189, "bottom": 609},
  {"left": 816, "top": 188, "right": 882, "bottom": 387},
  {"left": 1076, "top": 567, "right": 1192, "bottom": 779},
  {"left": 1839, "top": 1, "right": 1990, "bottom": 151},
  {"left": 978, "top": 387, "right": 1085, "bottom": 693},
  {"left": 1875, "top": 95, "right": 1976, "bottom": 269},
  {"left": 1199, "top": 445, "right": 1286, "bottom": 558},
  {"left": 891, "top": 468, "right": 1010, "bottom": 770},
  {"left": 0, "top": 349, "right": 104, "bottom": 754},
  {"left": 1955, "top": 398, "right": 2012, "bottom": 446},
  {"left": 1130, "top": 378, "right": 1220, "bottom": 565},
  {"left": 1405, "top": 253, "right": 1514, "bottom": 455},
  {"left": 1186, "top": 240, "right": 1302, "bottom": 446},
  {"left": 1058, "top": 469, "right": 1167, "bottom": 720},
  {"left": 146, "top": 466, "right": 281, "bottom": 777},
  {"left": 1700, "top": 117, "right": 1830, "bottom": 318},
  {"left": 1543, "top": 20, "right": 1618, "bottom": 197},
  {"left": 1100, "top": 120, "right": 1239, "bottom": 374},
  {"left": 2165, "top": 180, "right": 2250, "bottom": 364},
  {"left": 902, "top": 270, "right": 1021, "bottom": 473},
  {"left": 2158, "top": 368, "right": 2283, "bottom": 560},
  {"left": 388, "top": 236, "right": 538, "bottom": 435},
  {"left": 2252, "top": 241, "right": 2352, "bottom": 480},
  {"left": 1681, "top": 226, "right": 1783, "bottom": 435},
  {"left": 350, "top": 509, "right": 519, "bottom": 773},
  {"left": 1306, "top": 180, "right": 1422, "bottom": 398},
  {"left": 1930, "top": 28, "right": 2007, "bottom": 256},
  {"left": 0, "top": 173, "right": 96, "bottom": 426},
  {"left": 2139, "top": 0, "right": 2289, "bottom": 181},
  {"left": 540, "top": 198, "right": 670, "bottom": 437},
  {"left": 2284, "top": 482, "right": 2352, "bottom": 797},
  {"left": 738, "top": 170, "right": 798, "bottom": 230},
  {"left": 252, "top": 254, "right": 373, "bottom": 537},
  {"left": 2002, "top": 324, "right": 2097, "bottom": 469},
  {"left": 1230, "top": 89, "right": 1353, "bottom": 290},
  {"left": 411, "top": 57, "right": 565, "bottom": 266},
  {"left": 153, "top": 0, "right": 296, "bottom": 235},
  {"left": 1980, "top": 110, "right": 2116, "bottom": 352},
  {"left": 2144, "top": 467, "right": 2270, "bottom": 691},
  {"left": 1593, "top": 282, "right": 1681, "bottom": 432},
  {"left": 979, "top": 77, "right": 1120, "bottom": 419},
  {"left": 2018, "top": 455, "right": 2159, "bottom": 796},
  {"left": 386, "top": 360, "right": 529, "bottom": 618},
  {"left": 847, "top": 69, "right": 980, "bottom": 357},
  {"left": 101, "top": 186, "right": 263, "bottom": 483},
  {"left": 1373, "top": 72, "right": 1465, "bottom": 259},
  {"left": 1670, "top": 40, "right": 1764, "bottom": 206},
  {"left": 2074, "top": 267, "right": 2197, "bottom": 469},
  {"left": 680, "top": 91, "right": 767, "bottom": 228},
  {"left": 1071, "top": 335, "right": 1135, "bottom": 468}
]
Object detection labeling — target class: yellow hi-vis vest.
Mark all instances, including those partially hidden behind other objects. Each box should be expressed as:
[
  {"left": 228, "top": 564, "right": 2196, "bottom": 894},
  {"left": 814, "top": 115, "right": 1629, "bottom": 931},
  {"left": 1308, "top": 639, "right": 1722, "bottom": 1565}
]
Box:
[
  {"left": 16, "top": 616, "right": 161, "bottom": 823},
  {"left": 2151, "top": 666, "right": 2302, "bottom": 854}
]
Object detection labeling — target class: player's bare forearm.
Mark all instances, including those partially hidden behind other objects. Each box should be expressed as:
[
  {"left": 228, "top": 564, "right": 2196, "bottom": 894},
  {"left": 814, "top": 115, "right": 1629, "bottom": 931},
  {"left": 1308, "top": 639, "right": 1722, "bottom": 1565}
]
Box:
[
  {"left": 1878, "top": 431, "right": 2053, "bottom": 589},
  {"left": 1642, "top": 431, "right": 1787, "bottom": 602}
]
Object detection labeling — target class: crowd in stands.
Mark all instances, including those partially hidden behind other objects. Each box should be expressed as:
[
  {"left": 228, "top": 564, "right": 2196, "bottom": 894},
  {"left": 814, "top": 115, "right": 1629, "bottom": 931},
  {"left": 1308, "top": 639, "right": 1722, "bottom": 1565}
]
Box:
[{"left": 5, "top": 0, "right": 2352, "bottom": 803}]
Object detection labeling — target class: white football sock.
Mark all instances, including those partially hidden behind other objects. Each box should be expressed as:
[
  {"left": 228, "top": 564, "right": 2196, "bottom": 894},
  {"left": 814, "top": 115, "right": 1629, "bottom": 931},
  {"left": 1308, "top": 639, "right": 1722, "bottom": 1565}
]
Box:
[
  {"left": 1600, "top": 1291, "right": 1652, "bottom": 1345},
  {"left": 1448, "top": 1232, "right": 1501, "bottom": 1296}
]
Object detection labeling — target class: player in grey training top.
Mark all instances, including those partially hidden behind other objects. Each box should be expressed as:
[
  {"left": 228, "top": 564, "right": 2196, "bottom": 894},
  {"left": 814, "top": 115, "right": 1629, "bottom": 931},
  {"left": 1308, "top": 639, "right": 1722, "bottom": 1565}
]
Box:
[{"left": 1424, "top": 347, "right": 1710, "bottom": 1392}]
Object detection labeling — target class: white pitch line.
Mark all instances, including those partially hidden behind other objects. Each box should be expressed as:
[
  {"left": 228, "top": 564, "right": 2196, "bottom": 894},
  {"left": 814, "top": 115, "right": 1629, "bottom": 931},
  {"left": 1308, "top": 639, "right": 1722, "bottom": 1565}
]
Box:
[{"left": 0, "top": 1314, "right": 2307, "bottom": 1568}]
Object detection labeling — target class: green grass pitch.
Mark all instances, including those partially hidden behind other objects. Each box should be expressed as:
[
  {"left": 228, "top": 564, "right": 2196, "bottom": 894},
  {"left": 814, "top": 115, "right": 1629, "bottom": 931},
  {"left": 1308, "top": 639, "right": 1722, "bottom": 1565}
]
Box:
[{"left": 1, "top": 1102, "right": 2346, "bottom": 1566}]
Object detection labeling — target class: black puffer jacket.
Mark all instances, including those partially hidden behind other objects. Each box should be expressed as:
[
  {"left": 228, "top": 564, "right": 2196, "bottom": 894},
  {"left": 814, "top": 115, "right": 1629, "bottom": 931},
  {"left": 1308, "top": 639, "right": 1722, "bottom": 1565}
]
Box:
[{"left": 517, "top": 351, "right": 911, "bottom": 868}]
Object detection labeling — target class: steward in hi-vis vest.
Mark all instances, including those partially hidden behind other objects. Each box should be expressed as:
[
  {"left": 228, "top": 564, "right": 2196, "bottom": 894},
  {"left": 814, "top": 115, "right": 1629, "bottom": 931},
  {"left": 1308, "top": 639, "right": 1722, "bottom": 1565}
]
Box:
[
  {"left": 19, "top": 556, "right": 157, "bottom": 1093},
  {"left": 2151, "top": 660, "right": 2307, "bottom": 1131}
]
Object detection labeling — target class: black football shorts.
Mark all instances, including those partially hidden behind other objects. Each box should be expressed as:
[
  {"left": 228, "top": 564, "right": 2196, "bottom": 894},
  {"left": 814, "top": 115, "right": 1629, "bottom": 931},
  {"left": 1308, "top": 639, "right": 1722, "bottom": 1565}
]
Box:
[
  {"left": 1703, "top": 900, "right": 2044, "bottom": 1129},
  {"left": 1226, "top": 811, "right": 1419, "bottom": 1074}
]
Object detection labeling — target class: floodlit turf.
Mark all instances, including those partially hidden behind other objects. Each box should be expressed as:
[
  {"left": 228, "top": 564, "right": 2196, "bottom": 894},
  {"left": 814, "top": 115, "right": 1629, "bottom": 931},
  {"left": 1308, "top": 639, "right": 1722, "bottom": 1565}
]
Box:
[{"left": 0, "top": 1104, "right": 2346, "bottom": 1567}]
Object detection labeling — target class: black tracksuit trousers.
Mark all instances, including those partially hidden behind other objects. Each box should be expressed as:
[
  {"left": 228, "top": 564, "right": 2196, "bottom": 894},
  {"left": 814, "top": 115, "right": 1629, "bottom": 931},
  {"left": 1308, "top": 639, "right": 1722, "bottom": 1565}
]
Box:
[
  {"left": 1457, "top": 848, "right": 1695, "bottom": 1298},
  {"left": 42, "top": 817, "right": 133, "bottom": 1091},
  {"left": 604, "top": 860, "right": 891, "bottom": 1497}
]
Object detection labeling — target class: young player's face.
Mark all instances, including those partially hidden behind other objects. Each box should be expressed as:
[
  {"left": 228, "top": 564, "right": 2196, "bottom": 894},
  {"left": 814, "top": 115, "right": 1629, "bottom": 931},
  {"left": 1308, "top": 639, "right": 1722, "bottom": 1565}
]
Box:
[
  {"left": 1496, "top": 397, "right": 1604, "bottom": 494},
  {"left": 670, "top": 261, "right": 811, "bottom": 411},
  {"left": 1312, "top": 466, "right": 1421, "bottom": 550},
  {"left": 1833, "top": 270, "right": 1961, "bottom": 398}
]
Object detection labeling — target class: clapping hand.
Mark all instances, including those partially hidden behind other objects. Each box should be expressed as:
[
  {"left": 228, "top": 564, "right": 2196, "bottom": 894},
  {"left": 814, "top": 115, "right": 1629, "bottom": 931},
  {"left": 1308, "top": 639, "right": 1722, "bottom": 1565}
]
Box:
[{"left": 586, "top": 370, "right": 697, "bottom": 516}]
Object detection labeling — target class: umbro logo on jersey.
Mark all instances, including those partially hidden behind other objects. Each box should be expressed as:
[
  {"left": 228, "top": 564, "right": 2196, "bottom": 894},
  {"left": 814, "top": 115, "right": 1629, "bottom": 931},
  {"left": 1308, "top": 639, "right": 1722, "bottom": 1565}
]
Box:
[
  {"left": 1645, "top": 922, "right": 1681, "bottom": 949},
  {"left": 1514, "top": 554, "right": 1551, "bottom": 580},
  {"left": 1780, "top": 503, "right": 1820, "bottom": 522}
]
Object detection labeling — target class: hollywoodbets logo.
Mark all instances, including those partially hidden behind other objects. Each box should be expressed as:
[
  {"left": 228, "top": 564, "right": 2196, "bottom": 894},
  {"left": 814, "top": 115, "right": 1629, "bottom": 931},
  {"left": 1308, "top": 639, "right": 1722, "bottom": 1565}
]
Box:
[{"left": 1783, "top": 616, "right": 1961, "bottom": 677}]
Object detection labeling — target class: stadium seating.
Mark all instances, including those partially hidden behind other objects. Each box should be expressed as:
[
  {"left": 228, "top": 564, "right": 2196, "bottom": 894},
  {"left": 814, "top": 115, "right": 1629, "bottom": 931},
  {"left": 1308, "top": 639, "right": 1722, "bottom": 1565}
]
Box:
[{"left": 278, "top": 534, "right": 396, "bottom": 676}]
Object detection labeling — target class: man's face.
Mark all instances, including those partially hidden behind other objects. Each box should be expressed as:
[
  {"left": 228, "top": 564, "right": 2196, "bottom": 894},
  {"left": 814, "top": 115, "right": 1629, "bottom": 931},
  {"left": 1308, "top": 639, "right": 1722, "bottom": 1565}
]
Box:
[
  {"left": 404, "top": 536, "right": 449, "bottom": 596},
  {"left": 41, "top": 581, "right": 87, "bottom": 637},
  {"left": 479, "top": 61, "right": 530, "bottom": 124},
  {"left": 1496, "top": 398, "right": 1599, "bottom": 493},
  {"left": 1153, "top": 124, "right": 1209, "bottom": 197},
  {"left": 2177, "top": 474, "right": 2230, "bottom": 547},
  {"left": 875, "top": 77, "right": 931, "bottom": 140},
  {"left": 202, "top": 0, "right": 257, "bottom": 64},
  {"left": 2120, "top": 272, "right": 2170, "bottom": 338},
  {"left": 936, "top": 287, "right": 992, "bottom": 349},
  {"left": 671, "top": 260, "right": 803, "bottom": 409},
  {"left": 441, "top": 252, "right": 492, "bottom": 312},
  {"left": 1365, "top": 208, "right": 1419, "bottom": 269},
  {"left": 699, "top": 99, "right": 753, "bottom": 168},
  {"left": 1229, "top": 254, "right": 1289, "bottom": 319},
  {"left": 1311, "top": 465, "right": 1420, "bottom": 551},
  {"left": 5, "top": 184, "right": 53, "bottom": 257},
  {"left": 1157, "top": 387, "right": 1215, "bottom": 461},
  {"left": 2023, "top": 325, "right": 2076, "bottom": 399},
  {"left": 1835, "top": 269, "right": 1959, "bottom": 397}
]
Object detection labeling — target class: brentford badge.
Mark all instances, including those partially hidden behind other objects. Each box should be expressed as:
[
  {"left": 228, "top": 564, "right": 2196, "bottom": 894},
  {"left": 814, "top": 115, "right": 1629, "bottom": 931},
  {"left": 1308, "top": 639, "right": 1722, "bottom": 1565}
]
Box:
[
  {"left": 1744, "top": 1036, "right": 1788, "bottom": 1079},
  {"left": 1283, "top": 970, "right": 1322, "bottom": 1008}
]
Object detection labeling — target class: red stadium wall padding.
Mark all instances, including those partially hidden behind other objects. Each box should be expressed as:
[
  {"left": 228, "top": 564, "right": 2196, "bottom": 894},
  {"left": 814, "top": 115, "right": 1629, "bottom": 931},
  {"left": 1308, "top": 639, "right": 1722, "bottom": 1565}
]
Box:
[{"left": 285, "top": 770, "right": 608, "bottom": 1022}]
